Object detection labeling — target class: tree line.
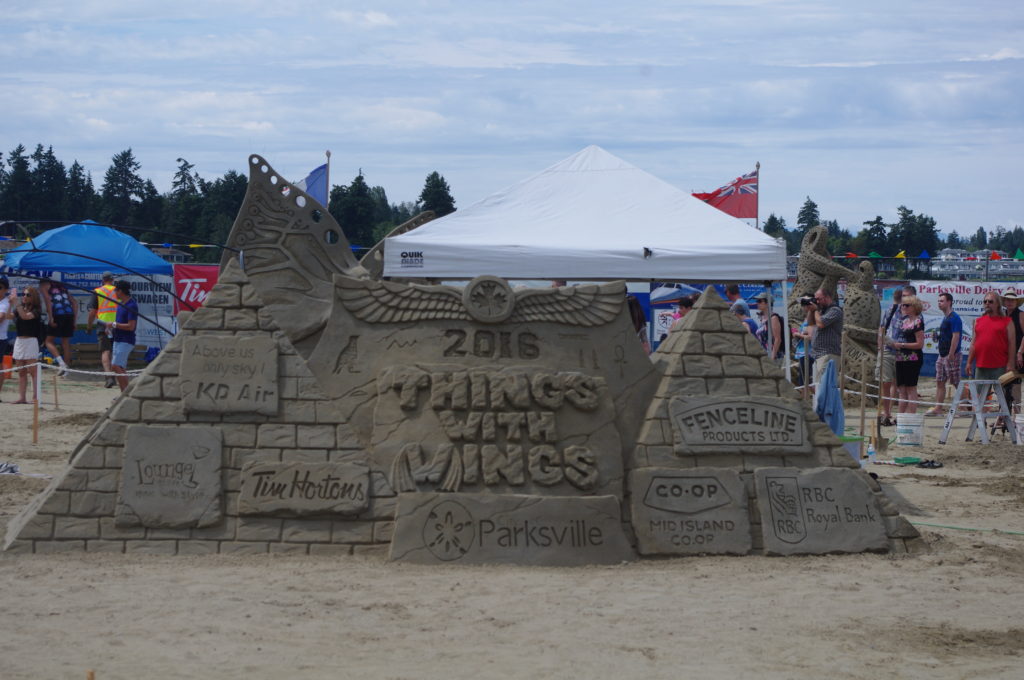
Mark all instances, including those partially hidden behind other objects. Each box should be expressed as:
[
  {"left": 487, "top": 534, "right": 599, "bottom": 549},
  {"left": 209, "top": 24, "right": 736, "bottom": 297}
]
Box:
[
  {"left": 0, "top": 144, "right": 457, "bottom": 263},
  {"left": 764, "top": 197, "right": 1023, "bottom": 262}
]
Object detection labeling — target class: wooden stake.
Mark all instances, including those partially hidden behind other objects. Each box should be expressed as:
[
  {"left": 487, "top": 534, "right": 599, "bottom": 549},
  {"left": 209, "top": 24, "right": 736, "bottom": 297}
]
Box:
[
  {"left": 53, "top": 369, "right": 59, "bottom": 410},
  {"left": 87, "top": 671, "right": 95, "bottom": 680},
  {"left": 859, "top": 357, "right": 868, "bottom": 458},
  {"left": 32, "top": 364, "right": 40, "bottom": 445}
]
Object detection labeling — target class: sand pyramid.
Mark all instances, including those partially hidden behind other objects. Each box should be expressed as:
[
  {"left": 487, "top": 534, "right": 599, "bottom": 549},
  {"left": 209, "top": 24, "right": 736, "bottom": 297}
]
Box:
[
  {"left": 627, "top": 287, "right": 922, "bottom": 556},
  {"left": 3, "top": 258, "right": 396, "bottom": 556}
]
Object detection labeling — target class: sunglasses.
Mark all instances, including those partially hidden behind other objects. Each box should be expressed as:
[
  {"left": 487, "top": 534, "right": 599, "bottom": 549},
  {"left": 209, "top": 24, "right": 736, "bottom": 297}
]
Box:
[
  {"left": 984, "top": 299, "right": 998, "bottom": 304},
  {"left": 900, "top": 303, "right": 911, "bottom": 308}
]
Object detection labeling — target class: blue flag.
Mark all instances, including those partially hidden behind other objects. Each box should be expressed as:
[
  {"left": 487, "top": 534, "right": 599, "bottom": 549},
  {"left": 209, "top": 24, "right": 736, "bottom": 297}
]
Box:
[{"left": 295, "top": 163, "right": 328, "bottom": 206}]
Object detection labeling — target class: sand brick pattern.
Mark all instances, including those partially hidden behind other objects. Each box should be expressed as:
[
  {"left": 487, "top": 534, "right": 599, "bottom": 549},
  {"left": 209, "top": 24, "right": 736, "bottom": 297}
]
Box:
[
  {"left": 3, "top": 258, "right": 392, "bottom": 555},
  {"left": 627, "top": 287, "right": 923, "bottom": 556}
]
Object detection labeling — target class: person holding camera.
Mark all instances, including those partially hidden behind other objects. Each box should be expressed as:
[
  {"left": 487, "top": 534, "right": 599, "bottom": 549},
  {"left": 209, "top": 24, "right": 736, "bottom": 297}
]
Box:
[{"left": 803, "top": 287, "right": 843, "bottom": 388}]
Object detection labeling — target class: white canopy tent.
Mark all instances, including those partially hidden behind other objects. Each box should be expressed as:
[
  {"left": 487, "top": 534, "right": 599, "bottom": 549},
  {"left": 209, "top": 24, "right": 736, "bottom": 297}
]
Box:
[{"left": 382, "top": 145, "right": 786, "bottom": 282}]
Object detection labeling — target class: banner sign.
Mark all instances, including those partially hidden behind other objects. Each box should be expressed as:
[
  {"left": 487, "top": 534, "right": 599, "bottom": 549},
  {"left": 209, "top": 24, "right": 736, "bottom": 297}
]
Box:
[
  {"left": 60, "top": 272, "right": 176, "bottom": 349},
  {"left": 907, "top": 280, "right": 1024, "bottom": 355},
  {"left": 173, "top": 264, "right": 219, "bottom": 314}
]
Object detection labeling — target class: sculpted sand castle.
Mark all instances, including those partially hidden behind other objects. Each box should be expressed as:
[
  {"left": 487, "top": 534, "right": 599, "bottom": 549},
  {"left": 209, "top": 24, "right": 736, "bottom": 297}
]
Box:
[{"left": 3, "top": 155, "right": 922, "bottom": 563}]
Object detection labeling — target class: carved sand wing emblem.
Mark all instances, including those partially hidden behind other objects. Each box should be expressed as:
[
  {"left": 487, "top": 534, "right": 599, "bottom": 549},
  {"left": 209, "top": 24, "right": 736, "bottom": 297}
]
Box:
[{"left": 336, "top": 275, "right": 626, "bottom": 326}]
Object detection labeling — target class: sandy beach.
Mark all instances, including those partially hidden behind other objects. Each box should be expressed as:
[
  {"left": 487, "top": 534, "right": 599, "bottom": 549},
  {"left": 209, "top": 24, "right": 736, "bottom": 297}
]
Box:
[{"left": 1, "top": 373, "right": 1022, "bottom": 679}]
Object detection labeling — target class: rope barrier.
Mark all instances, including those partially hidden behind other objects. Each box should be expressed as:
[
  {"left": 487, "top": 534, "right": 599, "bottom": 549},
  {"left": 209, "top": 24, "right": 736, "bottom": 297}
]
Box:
[
  {"left": 0, "top": 361, "right": 143, "bottom": 377},
  {"left": 804, "top": 373, "right": 988, "bottom": 409},
  {"left": 910, "top": 521, "right": 1024, "bottom": 537}
]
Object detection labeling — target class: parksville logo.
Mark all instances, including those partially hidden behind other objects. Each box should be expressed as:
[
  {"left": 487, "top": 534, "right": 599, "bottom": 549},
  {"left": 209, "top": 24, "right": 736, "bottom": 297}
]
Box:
[
  {"left": 422, "top": 500, "right": 474, "bottom": 561},
  {"left": 400, "top": 251, "right": 424, "bottom": 268}
]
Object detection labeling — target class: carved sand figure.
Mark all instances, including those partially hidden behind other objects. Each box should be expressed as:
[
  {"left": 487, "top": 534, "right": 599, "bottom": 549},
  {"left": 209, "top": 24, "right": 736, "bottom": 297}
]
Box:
[
  {"left": 788, "top": 226, "right": 856, "bottom": 325},
  {"left": 842, "top": 259, "right": 882, "bottom": 390},
  {"left": 3, "top": 155, "right": 921, "bottom": 564}
]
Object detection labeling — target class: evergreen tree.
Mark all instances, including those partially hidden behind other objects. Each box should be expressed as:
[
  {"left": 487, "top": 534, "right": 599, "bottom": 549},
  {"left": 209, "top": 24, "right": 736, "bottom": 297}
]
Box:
[
  {"left": 29, "top": 144, "right": 67, "bottom": 222},
  {"left": 796, "top": 196, "right": 819, "bottom": 232},
  {"left": 194, "top": 169, "right": 247, "bottom": 262},
  {"left": 419, "top": 171, "right": 455, "bottom": 217},
  {"left": 392, "top": 201, "right": 418, "bottom": 225},
  {"left": 944, "top": 230, "right": 963, "bottom": 250},
  {"left": 100, "top": 148, "right": 143, "bottom": 225},
  {"left": 133, "top": 179, "right": 164, "bottom": 231},
  {"left": 969, "top": 226, "right": 987, "bottom": 250},
  {"left": 0, "top": 144, "right": 33, "bottom": 221},
  {"left": 172, "top": 157, "right": 200, "bottom": 196},
  {"left": 163, "top": 157, "right": 204, "bottom": 241},
  {"left": 65, "top": 161, "right": 97, "bottom": 221},
  {"left": 852, "top": 216, "right": 889, "bottom": 255},
  {"left": 330, "top": 173, "right": 377, "bottom": 247},
  {"left": 762, "top": 213, "right": 787, "bottom": 238}
]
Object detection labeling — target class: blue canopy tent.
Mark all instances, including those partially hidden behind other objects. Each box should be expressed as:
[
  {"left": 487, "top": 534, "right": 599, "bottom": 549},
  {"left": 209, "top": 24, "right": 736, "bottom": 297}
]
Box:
[
  {"left": 650, "top": 283, "right": 703, "bottom": 304},
  {"left": 2, "top": 220, "right": 172, "bottom": 275}
]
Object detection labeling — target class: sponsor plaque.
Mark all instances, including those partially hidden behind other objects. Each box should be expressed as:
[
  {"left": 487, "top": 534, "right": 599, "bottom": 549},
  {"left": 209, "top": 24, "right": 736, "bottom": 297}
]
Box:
[
  {"left": 180, "top": 335, "right": 279, "bottom": 415},
  {"left": 238, "top": 462, "right": 370, "bottom": 515},
  {"left": 389, "top": 492, "right": 635, "bottom": 566},
  {"left": 669, "top": 396, "right": 812, "bottom": 455},
  {"left": 116, "top": 425, "right": 223, "bottom": 528},
  {"left": 754, "top": 467, "right": 888, "bottom": 555},
  {"left": 630, "top": 468, "right": 751, "bottom": 555}
]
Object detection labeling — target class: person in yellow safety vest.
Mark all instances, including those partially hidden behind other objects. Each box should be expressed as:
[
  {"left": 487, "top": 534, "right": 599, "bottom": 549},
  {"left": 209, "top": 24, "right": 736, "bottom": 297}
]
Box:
[{"left": 86, "top": 272, "right": 118, "bottom": 388}]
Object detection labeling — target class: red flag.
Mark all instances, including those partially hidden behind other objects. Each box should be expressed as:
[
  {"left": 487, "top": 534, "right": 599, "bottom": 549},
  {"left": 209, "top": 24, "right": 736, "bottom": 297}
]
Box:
[
  {"left": 990, "top": 252, "right": 1002, "bottom": 260},
  {"left": 693, "top": 169, "right": 758, "bottom": 219}
]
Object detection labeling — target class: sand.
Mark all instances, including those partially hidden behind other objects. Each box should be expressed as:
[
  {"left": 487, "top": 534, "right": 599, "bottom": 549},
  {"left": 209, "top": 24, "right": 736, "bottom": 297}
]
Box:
[{"left": 1, "top": 374, "right": 1022, "bottom": 679}]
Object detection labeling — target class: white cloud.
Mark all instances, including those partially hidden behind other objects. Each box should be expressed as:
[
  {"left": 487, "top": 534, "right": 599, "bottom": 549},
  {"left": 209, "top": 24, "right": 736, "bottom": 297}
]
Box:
[
  {"left": 327, "top": 10, "right": 397, "bottom": 28},
  {"left": 960, "top": 47, "right": 1023, "bottom": 62}
]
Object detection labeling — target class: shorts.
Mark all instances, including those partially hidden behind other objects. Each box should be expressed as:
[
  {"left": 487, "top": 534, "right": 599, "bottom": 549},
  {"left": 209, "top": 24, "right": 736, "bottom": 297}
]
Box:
[
  {"left": 47, "top": 314, "right": 75, "bottom": 338},
  {"left": 112, "top": 341, "right": 133, "bottom": 368},
  {"left": 97, "top": 329, "right": 113, "bottom": 353},
  {"left": 878, "top": 351, "right": 896, "bottom": 383},
  {"left": 0, "top": 338, "right": 11, "bottom": 356},
  {"left": 975, "top": 366, "right": 1005, "bottom": 382},
  {"left": 895, "top": 359, "right": 921, "bottom": 387},
  {"left": 934, "top": 353, "right": 962, "bottom": 385},
  {"left": 13, "top": 337, "right": 39, "bottom": 361}
]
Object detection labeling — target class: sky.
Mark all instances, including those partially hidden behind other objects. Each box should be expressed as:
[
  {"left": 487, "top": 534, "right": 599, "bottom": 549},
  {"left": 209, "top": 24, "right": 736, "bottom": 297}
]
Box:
[{"left": 2, "top": 1, "right": 1022, "bottom": 238}]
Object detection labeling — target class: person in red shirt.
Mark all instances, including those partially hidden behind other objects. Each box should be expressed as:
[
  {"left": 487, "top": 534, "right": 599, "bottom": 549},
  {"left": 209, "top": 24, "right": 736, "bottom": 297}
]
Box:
[
  {"left": 967, "top": 291, "right": 1015, "bottom": 425},
  {"left": 968, "top": 292, "right": 1015, "bottom": 381}
]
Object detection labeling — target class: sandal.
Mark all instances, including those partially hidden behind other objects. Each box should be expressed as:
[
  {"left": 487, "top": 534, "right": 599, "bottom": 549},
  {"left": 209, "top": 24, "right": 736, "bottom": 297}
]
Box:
[
  {"left": 881, "top": 416, "right": 895, "bottom": 427},
  {"left": 916, "top": 460, "right": 944, "bottom": 469}
]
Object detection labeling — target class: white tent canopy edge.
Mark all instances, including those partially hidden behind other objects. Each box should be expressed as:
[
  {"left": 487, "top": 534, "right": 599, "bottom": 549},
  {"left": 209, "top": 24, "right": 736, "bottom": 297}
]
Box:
[{"left": 382, "top": 145, "right": 786, "bottom": 282}]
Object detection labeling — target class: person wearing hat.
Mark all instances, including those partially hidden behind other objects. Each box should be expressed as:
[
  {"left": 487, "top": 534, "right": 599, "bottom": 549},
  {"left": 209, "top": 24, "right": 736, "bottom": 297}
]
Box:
[
  {"left": 110, "top": 280, "right": 138, "bottom": 392},
  {"left": 86, "top": 272, "right": 118, "bottom": 388},
  {"left": 1002, "top": 289, "right": 1024, "bottom": 411},
  {"left": 754, "top": 292, "right": 784, "bottom": 360}
]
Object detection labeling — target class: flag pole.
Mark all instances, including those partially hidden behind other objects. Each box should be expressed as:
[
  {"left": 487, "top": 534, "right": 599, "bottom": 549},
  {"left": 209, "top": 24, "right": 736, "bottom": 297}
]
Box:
[
  {"left": 755, "top": 161, "right": 761, "bottom": 230},
  {"left": 325, "top": 150, "right": 332, "bottom": 205}
]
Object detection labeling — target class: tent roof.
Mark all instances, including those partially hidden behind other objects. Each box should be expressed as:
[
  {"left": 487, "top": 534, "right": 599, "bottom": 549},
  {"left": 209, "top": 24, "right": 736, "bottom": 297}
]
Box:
[
  {"left": 383, "top": 146, "right": 786, "bottom": 281},
  {"left": 2, "top": 220, "right": 172, "bottom": 275}
]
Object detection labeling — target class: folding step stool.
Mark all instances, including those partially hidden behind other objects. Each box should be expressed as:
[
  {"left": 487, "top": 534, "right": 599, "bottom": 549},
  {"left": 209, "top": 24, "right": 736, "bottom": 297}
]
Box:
[{"left": 938, "top": 379, "right": 1017, "bottom": 445}]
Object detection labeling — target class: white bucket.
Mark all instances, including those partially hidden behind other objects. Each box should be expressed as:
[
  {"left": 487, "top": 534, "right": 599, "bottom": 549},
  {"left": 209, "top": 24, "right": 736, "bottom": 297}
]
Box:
[
  {"left": 1014, "top": 415, "right": 1024, "bottom": 443},
  {"left": 895, "top": 413, "right": 925, "bottom": 446}
]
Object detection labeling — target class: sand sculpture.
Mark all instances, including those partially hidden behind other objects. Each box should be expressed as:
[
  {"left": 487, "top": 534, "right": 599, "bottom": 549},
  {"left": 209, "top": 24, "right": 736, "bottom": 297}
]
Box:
[
  {"left": 789, "top": 226, "right": 880, "bottom": 391},
  {"left": 3, "top": 156, "right": 921, "bottom": 563},
  {"left": 787, "top": 226, "right": 854, "bottom": 324},
  {"left": 842, "top": 259, "right": 882, "bottom": 388}
]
